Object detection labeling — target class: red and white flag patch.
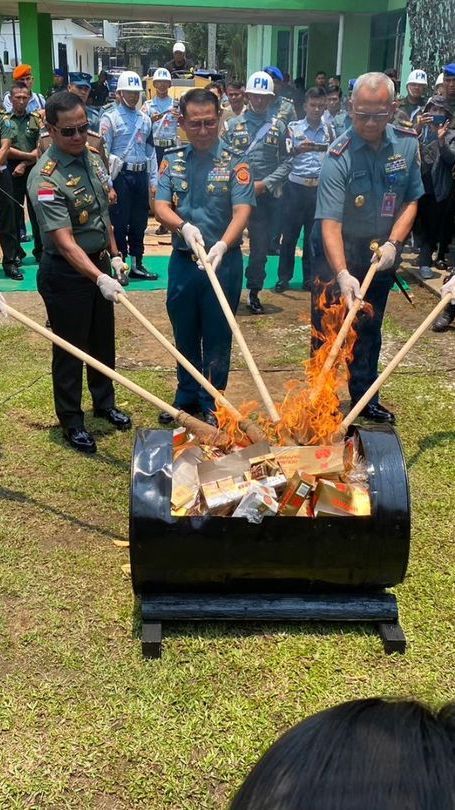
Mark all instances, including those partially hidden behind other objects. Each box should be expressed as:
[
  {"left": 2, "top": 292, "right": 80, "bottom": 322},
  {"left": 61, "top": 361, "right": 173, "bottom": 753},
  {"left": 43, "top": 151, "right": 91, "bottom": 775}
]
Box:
[{"left": 37, "top": 187, "right": 55, "bottom": 202}]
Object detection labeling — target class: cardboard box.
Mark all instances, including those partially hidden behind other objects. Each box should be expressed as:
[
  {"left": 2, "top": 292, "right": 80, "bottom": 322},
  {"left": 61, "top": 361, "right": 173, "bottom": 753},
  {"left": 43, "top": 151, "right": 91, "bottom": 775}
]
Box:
[
  {"left": 314, "top": 479, "right": 371, "bottom": 517},
  {"left": 232, "top": 483, "right": 279, "bottom": 523},
  {"left": 275, "top": 445, "right": 345, "bottom": 478}
]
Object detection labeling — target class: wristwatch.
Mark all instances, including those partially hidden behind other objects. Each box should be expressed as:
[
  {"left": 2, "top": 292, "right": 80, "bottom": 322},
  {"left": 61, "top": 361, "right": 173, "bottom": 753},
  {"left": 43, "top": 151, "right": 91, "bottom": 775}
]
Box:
[{"left": 175, "top": 221, "right": 188, "bottom": 237}]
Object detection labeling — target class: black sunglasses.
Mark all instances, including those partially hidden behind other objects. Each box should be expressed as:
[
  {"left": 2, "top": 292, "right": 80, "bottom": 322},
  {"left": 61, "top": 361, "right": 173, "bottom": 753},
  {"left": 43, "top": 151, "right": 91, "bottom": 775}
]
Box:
[{"left": 53, "top": 122, "right": 90, "bottom": 137}]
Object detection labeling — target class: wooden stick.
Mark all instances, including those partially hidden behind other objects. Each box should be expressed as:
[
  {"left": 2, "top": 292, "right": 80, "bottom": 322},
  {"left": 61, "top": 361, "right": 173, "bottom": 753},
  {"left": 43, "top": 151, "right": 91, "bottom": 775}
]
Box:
[
  {"left": 3, "top": 302, "right": 229, "bottom": 447},
  {"left": 118, "top": 295, "right": 266, "bottom": 444},
  {"left": 195, "top": 244, "right": 280, "bottom": 423},
  {"left": 311, "top": 245, "right": 380, "bottom": 404},
  {"left": 340, "top": 293, "right": 452, "bottom": 431}
]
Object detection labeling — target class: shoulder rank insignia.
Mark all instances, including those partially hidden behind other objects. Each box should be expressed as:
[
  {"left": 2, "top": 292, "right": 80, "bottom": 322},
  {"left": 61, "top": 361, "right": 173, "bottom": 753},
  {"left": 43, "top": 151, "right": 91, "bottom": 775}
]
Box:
[
  {"left": 392, "top": 123, "right": 418, "bottom": 137},
  {"left": 40, "top": 159, "right": 57, "bottom": 176},
  {"left": 329, "top": 137, "right": 351, "bottom": 157}
]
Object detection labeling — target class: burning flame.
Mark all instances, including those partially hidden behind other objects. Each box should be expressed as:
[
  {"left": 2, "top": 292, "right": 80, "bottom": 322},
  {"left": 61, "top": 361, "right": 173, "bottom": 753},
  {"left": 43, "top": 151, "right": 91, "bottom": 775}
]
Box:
[{"left": 214, "top": 283, "right": 372, "bottom": 448}]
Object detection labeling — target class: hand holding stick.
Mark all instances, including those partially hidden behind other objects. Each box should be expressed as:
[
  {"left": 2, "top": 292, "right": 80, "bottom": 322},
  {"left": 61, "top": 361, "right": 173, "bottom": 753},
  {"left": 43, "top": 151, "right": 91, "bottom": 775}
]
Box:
[
  {"left": 194, "top": 244, "right": 280, "bottom": 423},
  {"left": 310, "top": 241, "right": 381, "bottom": 404}
]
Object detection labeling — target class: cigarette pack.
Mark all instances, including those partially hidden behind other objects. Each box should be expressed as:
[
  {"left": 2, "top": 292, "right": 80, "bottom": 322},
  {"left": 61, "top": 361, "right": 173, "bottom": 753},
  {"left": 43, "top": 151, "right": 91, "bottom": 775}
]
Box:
[
  {"left": 313, "top": 479, "right": 371, "bottom": 517},
  {"left": 279, "top": 471, "right": 316, "bottom": 516},
  {"left": 201, "top": 476, "right": 251, "bottom": 513},
  {"left": 275, "top": 445, "right": 345, "bottom": 478},
  {"left": 232, "top": 483, "right": 279, "bottom": 523}
]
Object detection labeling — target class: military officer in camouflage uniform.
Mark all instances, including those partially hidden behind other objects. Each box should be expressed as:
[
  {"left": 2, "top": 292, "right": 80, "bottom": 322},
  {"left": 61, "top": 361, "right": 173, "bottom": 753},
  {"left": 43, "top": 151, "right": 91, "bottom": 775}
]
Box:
[
  {"left": 27, "top": 92, "right": 131, "bottom": 454},
  {"left": 222, "top": 71, "right": 291, "bottom": 314},
  {"left": 313, "top": 72, "right": 424, "bottom": 424},
  {"left": 6, "top": 82, "right": 43, "bottom": 262},
  {"left": 155, "top": 88, "right": 255, "bottom": 425},
  {"left": 0, "top": 115, "right": 20, "bottom": 279}
]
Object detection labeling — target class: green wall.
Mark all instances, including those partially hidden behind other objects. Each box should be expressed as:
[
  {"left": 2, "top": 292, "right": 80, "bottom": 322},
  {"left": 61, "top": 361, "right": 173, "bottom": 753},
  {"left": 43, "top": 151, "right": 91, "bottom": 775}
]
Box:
[
  {"left": 18, "top": 3, "right": 53, "bottom": 94},
  {"left": 340, "top": 13, "right": 372, "bottom": 87},
  {"left": 306, "top": 22, "right": 338, "bottom": 86}
]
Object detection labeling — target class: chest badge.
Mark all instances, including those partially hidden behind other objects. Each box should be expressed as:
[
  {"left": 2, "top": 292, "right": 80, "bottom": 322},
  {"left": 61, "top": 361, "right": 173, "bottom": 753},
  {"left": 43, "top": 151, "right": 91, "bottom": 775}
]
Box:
[
  {"left": 78, "top": 210, "right": 89, "bottom": 224},
  {"left": 354, "top": 194, "right": 365, "bottom": 208},
  {"left": 172, "top": 192, "right": 180, "bottom": 207},
  {"left": 181, "top": 180, "right": 188, "bottom": 190},
  {"left": 66, "top": 176, "right": 81, "bottom": 187}
]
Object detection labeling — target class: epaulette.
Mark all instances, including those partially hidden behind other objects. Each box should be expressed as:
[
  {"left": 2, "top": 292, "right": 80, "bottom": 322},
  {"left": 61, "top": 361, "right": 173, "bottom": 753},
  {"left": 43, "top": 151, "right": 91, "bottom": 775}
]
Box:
[
  {"left": 165, "top": 144, "right": 190, "bottom": 155},
  {"left": 392, "top": 123, "right": 418, "bottom": 137},
  {"left": 40, "top": 158, "right": 57, "bottom": 176},
  {"left": 329, "top": 136, "right": 351, "bottom": 156},
  {"left": 88, "top": 129, "right": 102, "bottom": 141}
]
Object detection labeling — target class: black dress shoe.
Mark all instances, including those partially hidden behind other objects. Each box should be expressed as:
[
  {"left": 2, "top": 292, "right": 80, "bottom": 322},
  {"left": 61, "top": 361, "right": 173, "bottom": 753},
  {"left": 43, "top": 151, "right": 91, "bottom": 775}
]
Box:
[
  {"left": 20, "top": 234, "right": 32, "bottom": 243},
  {"left": 275, "top": 280, "right": 289, "bottom": 293},
  {"left": 94, "top": 407, "right": 132, "bottom": 430},
  {"left": 203, "top": 411, "right": 218, "bottom": 427},
  {"left": 358, "top": 403, "right": 396, "bottom": 424},
  {"left": 158, "top": 410, "right": 176, "bottom": 425},
  {"left": 247, "top": 290, "right": 265, "bottom": 315},
  {"left": 432, "top": 303, "right": 455, "bottom": 332},
  {"left": 129, "top": 263, "right": 158, "bottom": 281},
  {"left": 64, "top": 427, "right": 97, "bottom": 454},
  {"left": 4, "top": 265, "right": 24, "bottom": 281}
]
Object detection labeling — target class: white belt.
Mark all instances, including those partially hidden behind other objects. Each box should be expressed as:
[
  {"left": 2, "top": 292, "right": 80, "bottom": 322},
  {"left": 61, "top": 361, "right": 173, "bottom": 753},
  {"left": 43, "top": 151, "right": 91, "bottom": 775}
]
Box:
[
  {"left": 124, "top": 162, "right": 147, "bottom": 172},
  {"left": 289, "top": 174, "right": 319, "bottom": 187}
]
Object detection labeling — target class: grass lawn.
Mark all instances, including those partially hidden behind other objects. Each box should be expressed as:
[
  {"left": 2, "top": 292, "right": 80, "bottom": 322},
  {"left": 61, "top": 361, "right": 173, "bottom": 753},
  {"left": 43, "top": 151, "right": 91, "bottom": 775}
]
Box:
[{"left": 0, "top": 301, "right": 454, "bottom": 809}]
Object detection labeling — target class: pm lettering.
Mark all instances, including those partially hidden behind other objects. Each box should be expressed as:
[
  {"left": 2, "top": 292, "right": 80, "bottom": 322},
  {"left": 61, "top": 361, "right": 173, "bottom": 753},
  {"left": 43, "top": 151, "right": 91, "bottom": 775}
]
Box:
[
  {"left": 254, "top": 77, "right": 269, "bottom": 90},
  {"left": 128, "top": 76, "right": 140, "bottom": 88}
]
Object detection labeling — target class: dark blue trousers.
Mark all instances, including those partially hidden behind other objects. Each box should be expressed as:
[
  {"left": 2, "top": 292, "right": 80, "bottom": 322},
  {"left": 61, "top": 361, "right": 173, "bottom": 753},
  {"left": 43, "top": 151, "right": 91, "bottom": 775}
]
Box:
[
  {"left": 110, "top": 169, "right": 149, "bottom": 260},
  {"left": 166, "top": 247, "right": 243, "bottom": 413},
  {"left": 245, "top": 191, "right": 277, "bottom": 291},
  {"left": 277, "top": 181, "right": 317, "bottom": 284},
  {"left": 310, "top": 226, "right": 394, "bottom": 406}
]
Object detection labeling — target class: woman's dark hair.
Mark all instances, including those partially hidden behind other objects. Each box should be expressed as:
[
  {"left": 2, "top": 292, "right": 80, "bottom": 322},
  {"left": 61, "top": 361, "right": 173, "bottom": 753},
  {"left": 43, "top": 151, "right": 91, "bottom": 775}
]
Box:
[
  {"left": 230, "top": 698, "right": 455, "bottom": 810},
  {"left": 179, "top": 88, "right": 219, "bottom": 117},
  {"left": 45, "top": 90, "right": 85, "bottom": 125}
]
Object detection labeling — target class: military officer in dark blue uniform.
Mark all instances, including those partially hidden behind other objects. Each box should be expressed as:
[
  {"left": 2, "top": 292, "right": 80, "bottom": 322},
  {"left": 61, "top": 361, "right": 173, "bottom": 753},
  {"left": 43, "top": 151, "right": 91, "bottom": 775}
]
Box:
[
  {"left": 155, "top": 88, "right": 255, "bottom": 425},
  {"left": 313, "top": 72, "right": 424, "bottom": 423}
]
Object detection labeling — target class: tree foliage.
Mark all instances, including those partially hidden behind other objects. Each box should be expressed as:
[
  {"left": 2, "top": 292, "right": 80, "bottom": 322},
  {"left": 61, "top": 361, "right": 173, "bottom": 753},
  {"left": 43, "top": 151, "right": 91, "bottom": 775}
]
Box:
[{"left": 183, "top": 23, "right": 247, "bottom": 79}]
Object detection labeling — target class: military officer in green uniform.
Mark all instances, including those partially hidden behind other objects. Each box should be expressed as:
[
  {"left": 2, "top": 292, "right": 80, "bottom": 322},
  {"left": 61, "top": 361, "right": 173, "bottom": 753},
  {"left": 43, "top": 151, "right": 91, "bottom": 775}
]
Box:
[
  {"left": 155, "top": 87, "right": 255, "bottom": 425},
  {"left": 222, "top": 71, "right": 291, "bottom": 314},
  {"left": 6, "top": 82, "right": 43, "bottom": 262},
  {"left": 0, "top": 114, "right": 20, "bottom": 279},
  {"left": 27, "top": 91, "right": 131, "bottom": 454},
  {"left": 313, "top": 71, "right": 424, "bottom": 424},
  {"left": 264, "top": 66, "right": 296, "bottom": 124}
]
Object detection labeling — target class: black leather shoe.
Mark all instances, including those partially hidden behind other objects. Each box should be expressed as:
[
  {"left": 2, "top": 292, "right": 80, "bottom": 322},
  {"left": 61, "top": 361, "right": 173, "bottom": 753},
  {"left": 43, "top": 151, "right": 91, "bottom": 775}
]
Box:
[
  {"left": 275, "top": 280, "right": 289, "bottom": 293},
  {"left": 94, "top": 407, "right": 132, "bottom": 430},
  {"left": 247, "top": 290, "right": 265, "bottom": 315},
  {"left": 129, "top": 264, "right": 158, "bottom": 281},
  {"left": 432, "top": 303, "right": 455, "bottom": 332},
  {"left": 64, "top": 427, "right": 97, "bottom": 454},
  {"left": 358, "top": 403, "right": 396, "bottom": 424},
  {"left": 20, "top": 234, "right": 32, "bottom": 243},
  {"left": 158, "top": 410, "right": 175, "bottom": 425},
  {"left": 203, "top": 411, "right": 218, "bottom": 427},
  {"left": 4, "top": 265, "right": 24, "bottom": 280}
]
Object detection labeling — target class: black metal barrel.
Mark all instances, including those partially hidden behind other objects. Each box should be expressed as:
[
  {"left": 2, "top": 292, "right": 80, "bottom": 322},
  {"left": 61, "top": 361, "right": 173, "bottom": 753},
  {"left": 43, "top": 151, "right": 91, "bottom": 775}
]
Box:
[{"left": 129, "top": 425, "right": 410, "bottom": 595}]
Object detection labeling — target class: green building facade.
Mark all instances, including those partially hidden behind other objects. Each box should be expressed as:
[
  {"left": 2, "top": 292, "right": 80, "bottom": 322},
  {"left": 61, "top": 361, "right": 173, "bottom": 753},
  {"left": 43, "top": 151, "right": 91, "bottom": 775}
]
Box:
[{"left": 7, "top": 0, "right": 413, "bottom": 96}]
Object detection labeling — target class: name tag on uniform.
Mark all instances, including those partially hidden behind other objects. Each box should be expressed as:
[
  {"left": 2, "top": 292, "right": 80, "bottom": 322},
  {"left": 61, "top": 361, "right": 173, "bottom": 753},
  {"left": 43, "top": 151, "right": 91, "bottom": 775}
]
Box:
[{"left": 381, "top": 192, "right": 397, "bottom": 217}]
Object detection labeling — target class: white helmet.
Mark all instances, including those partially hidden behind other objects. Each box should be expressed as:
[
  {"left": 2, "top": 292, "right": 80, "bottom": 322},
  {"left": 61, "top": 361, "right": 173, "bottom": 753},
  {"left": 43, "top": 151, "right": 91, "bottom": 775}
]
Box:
[
  {"left": 117, "top": 71, "right": 142, "bottom": 92},
  {"left": 407, "top": 69, "right": 427, "bottom": 85},
  {"left": 436, "top": 72, "right": 444, "bottom": 86},
  {"left": 153, "top": 67, "right": 172, "bottom": 83},
  {"left": 173, "top": 42, "right": 186, "bottom": 53},
  {"left": 245, "top": 71, "right": 275, "bottom": 95}
]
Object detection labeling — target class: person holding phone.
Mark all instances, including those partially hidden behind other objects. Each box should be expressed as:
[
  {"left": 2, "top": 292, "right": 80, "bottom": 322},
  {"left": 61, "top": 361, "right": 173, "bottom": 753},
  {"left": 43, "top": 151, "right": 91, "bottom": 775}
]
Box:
[
  {"left": 415, "top": 95, "right": 455, "bottom": 281},
  {"left": 275, "top": 87, "right": 334, "bottom": 293}
]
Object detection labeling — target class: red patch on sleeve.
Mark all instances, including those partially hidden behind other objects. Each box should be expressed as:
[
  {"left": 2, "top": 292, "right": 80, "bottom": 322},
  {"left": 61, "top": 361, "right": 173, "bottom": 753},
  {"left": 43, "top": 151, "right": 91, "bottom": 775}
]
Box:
[{"left": 235, "top": 163, "right": 251, "bottom": 185}]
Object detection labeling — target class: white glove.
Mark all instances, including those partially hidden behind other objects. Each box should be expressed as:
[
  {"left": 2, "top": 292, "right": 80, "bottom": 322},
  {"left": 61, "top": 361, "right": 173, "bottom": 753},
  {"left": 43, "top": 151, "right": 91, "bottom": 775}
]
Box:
[
  {"left": 337, "top": 270, "right": 362, "bottom": 311},
  {"left": 441, "top": 273, "right": 455, "bottom": 303},
  {"left": 199, "top": 240, "right": 227, "bottom": 273},
  {"left": 181, "top": 222, "right": 205, "bottom": 254},
  {"left": 0, "top": 293, "right": 7, "bottom": 318},
  {"left": 111, "top": 255, "right": 129, "bottom": 281},
  {"left": 96, "top": 274, "right": 124, "bottom": 303},
  {"left": 372, "top": 241, "right": 397, "bottom": 272}
]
